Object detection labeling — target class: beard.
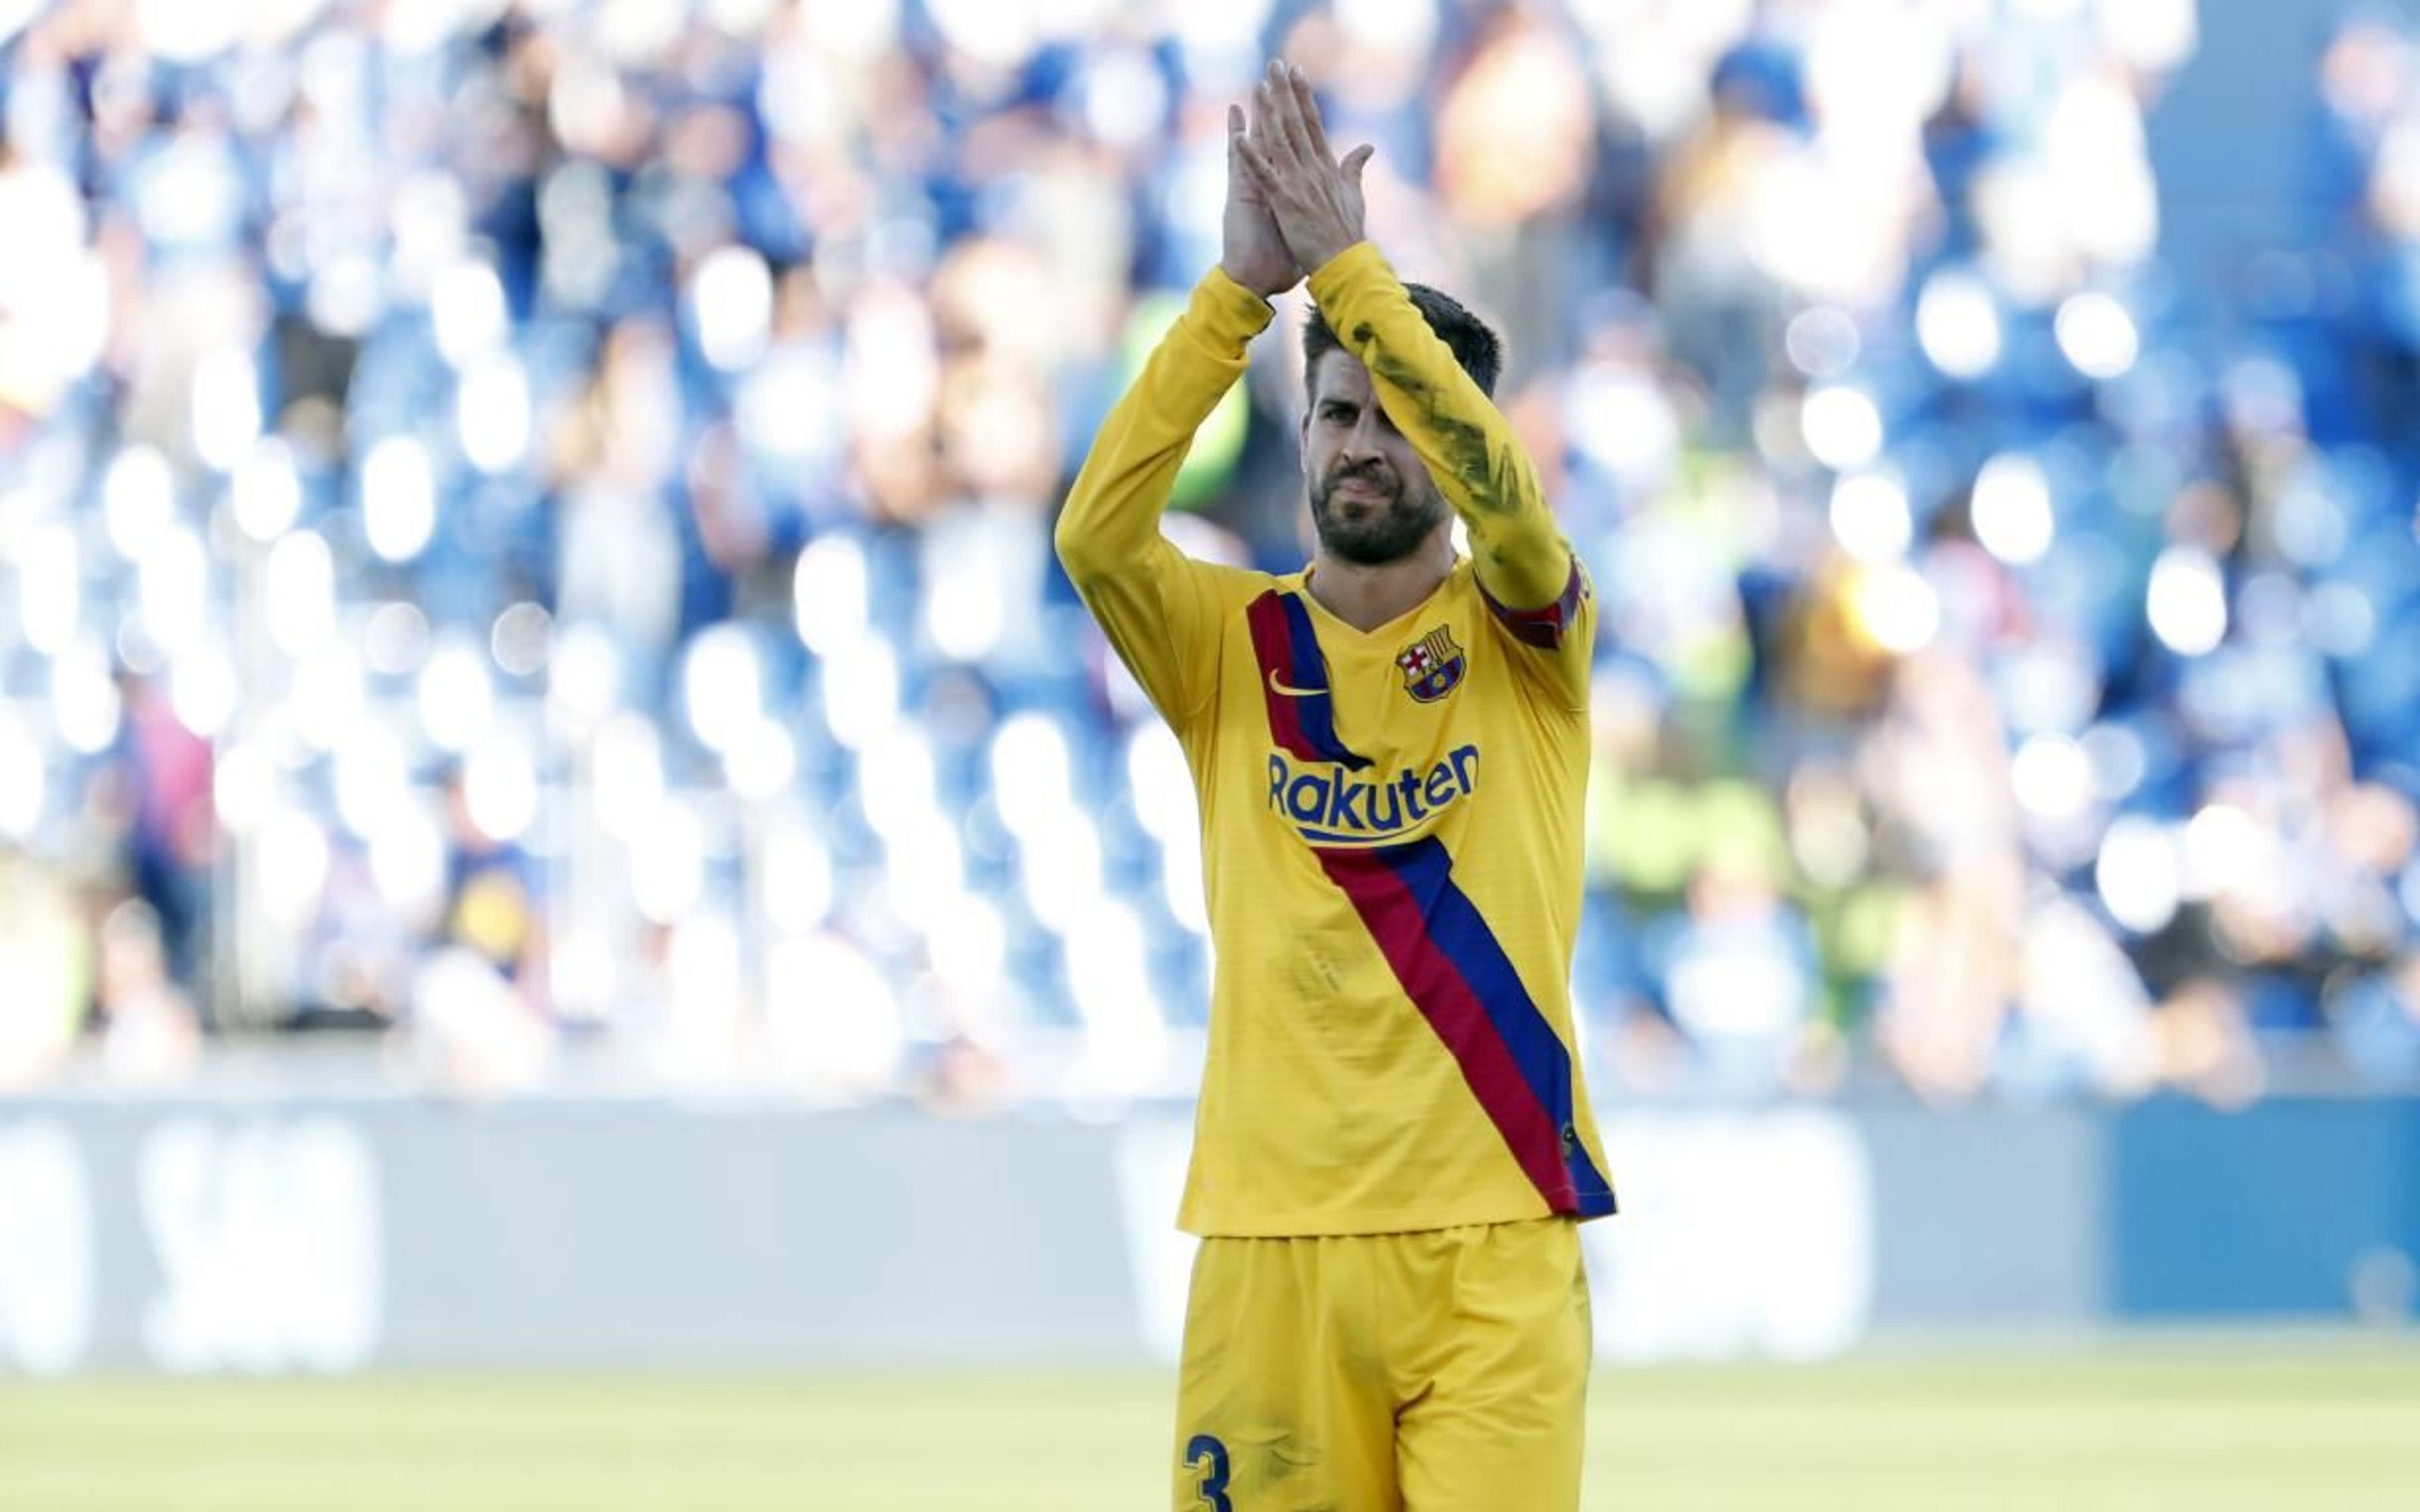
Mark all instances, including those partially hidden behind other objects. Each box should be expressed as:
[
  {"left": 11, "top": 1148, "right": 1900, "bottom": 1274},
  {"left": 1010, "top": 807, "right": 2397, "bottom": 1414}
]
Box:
[{"left": 1310, "top": 460, "right": 1449, "bottom": 566}]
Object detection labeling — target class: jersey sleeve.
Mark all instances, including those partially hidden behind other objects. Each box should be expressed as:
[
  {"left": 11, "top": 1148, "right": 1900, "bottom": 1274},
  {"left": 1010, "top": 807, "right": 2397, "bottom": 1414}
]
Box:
[
  {"left": 1475, "top": 556, "right": 1596, "bottom": 712},
  {"left": 1305, "top": 242, "right": 1593, "bottom": 711},
  {"left": 1054, "top": 267, "right": 1271, "bottom": 729}
]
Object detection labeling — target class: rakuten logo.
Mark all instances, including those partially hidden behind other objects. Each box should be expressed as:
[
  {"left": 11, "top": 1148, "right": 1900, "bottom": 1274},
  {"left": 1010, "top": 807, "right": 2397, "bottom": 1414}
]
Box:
[{"left": 1266, "top": 744, "right": 1479, "bottom": 846}]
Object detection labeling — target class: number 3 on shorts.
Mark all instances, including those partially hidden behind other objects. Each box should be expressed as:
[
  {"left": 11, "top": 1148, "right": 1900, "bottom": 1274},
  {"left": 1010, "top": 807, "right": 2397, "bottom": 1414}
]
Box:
[{"left": 1185, "top": 1433, "right": 1233, "bottom": 1510}]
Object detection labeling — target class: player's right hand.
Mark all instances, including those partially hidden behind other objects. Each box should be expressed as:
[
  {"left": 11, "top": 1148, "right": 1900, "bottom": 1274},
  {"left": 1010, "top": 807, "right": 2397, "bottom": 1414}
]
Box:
[{"left": 1221, "top": 102, "right": 1299, "bottom": 298}]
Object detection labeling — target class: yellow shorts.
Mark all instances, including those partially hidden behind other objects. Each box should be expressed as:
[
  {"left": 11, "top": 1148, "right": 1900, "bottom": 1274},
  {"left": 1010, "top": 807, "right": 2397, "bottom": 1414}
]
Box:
[{"left": 1172, "top": 1216, "right": 1590, "bottom": 1511}]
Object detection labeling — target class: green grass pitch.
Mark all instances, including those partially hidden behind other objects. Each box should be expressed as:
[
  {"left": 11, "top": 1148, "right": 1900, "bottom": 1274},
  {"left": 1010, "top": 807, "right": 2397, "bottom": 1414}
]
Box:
[{"left": 2, "top": 1346, "right": 2415, "bottom": 1510}]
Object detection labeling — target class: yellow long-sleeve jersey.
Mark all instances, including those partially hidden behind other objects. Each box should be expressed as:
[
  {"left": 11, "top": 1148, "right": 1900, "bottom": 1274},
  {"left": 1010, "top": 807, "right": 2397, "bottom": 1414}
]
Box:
[{"left": 1056, "top": 244, "right": 1615, "bottom": 1237}]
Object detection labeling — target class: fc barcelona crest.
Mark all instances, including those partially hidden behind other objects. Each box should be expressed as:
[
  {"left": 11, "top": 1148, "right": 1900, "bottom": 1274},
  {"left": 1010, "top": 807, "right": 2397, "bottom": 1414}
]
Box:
[{"left": 1395, "top": 625, "right": 1466, "bottom": 703}]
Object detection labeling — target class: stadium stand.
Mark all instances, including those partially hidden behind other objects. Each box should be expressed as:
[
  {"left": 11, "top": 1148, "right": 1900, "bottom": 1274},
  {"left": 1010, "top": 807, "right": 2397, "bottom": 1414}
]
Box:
[{"left": 0, "top": 0, "right": 2414, "bottom": 1111}]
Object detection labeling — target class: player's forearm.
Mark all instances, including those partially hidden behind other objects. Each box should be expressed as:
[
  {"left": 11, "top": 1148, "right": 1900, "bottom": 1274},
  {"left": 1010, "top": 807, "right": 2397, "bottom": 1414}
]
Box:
[
  {"left": 1305, "top": 242, "right": 1570, "bottom": 609},
  {"left": 1055, "top": 267, "right": 1272, "bottom": 584}
]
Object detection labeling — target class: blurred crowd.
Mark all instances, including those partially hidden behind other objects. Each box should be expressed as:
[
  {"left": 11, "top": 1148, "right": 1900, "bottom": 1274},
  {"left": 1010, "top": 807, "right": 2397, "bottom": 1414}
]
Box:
[{"left": 0, "top": 0, "right": 2415, "bottom": 1108}]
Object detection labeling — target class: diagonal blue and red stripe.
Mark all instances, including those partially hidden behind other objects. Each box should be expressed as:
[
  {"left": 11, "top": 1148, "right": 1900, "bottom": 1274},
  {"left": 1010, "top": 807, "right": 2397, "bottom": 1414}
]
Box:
[
  {"left": 1246, "top": 590, "right": 1371, "bottom": 770},
  {"left": 1317, "top": 838, "right": 1615, "bottom": 1216}
]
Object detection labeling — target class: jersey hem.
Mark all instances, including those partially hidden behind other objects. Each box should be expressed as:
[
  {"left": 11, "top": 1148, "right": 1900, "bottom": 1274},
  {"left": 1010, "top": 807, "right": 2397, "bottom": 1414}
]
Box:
[{"left": 1177, "top": 1190, "right": 1615, "bottom": 1240}]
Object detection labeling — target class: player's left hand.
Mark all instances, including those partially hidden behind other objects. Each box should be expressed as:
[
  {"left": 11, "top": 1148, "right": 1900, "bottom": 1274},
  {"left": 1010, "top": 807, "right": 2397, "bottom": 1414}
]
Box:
[{"left": 1234, "top": 60, "right": 1373, "bottom": 276}]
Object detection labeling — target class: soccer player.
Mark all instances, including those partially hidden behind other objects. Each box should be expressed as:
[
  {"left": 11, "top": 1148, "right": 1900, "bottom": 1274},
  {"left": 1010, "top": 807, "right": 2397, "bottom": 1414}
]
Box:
[{"left": 1055, "top": 60, "right": 1615, "bottom": 1511}]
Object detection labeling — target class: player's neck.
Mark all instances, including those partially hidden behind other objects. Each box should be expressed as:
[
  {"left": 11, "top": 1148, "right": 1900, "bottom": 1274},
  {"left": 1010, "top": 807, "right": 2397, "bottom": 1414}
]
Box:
[{"left": 1305, "top": 532, "right": 1457, "bottom": 634}]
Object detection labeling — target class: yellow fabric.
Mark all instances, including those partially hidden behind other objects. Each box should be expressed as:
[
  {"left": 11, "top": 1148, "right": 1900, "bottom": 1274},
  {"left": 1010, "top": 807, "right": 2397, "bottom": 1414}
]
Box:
[
  {"left": 1057, "top": 253, "right": 1613, "bottom": 1238},
  {"left": 1173, "top": 1216, "right": 1591, "bottom": 1510}
]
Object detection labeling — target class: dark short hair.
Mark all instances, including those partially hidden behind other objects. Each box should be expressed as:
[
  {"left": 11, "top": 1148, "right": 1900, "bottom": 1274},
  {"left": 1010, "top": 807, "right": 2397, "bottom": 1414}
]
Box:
[{"left": 1302, "top": 283, "right": 1503, "bottom": 401}]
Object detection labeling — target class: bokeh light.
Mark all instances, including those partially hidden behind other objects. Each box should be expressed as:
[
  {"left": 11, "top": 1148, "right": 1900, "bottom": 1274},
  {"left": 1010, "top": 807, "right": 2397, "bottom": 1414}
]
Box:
[
  {"left": 1970, "top": 454, "right": 2055, "bottom": 567},
  {"left": 1829, "top": 472, "right": 1913, "bottom": 563},
  {"left": 2147, "top": 547, "right": 2229, "bottom": 656},
  {"left": 2055, "top": 293, "right": 2142, "bottom": 381},
  {"left": 1916, "top": 269, "right": 2004, "bottom": 380},
  {"left": 1801, "top": 386, "right": 1885, "bottom": 472},
  {"left": 361, "top": 437, "right": 437, "bottom": 562}
]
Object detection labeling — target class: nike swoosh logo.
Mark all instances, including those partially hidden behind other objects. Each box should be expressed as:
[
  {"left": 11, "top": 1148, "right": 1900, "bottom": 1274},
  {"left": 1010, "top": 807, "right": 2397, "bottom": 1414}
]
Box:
[{"left": 1267, "top": 670, "right": 1323, "bottom": 699}]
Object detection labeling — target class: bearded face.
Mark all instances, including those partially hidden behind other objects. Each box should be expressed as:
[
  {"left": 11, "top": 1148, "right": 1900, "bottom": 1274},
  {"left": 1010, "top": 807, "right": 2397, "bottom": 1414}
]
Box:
[
  {"left": 1302, "top": 352, "right": 1449, "bottom": 566},
  {"left": 1309, "top": 454, "right": 1449, "bottom": 565}
]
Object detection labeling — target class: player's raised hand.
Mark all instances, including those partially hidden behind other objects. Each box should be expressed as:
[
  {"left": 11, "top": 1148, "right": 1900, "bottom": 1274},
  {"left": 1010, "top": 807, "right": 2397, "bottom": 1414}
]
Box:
[
  {"left": 1221, "top": 102, "right": 1299, "bottom": 297},
  {"left": 1234, "top": 60, "right": 1374, "bottom": 276}
]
